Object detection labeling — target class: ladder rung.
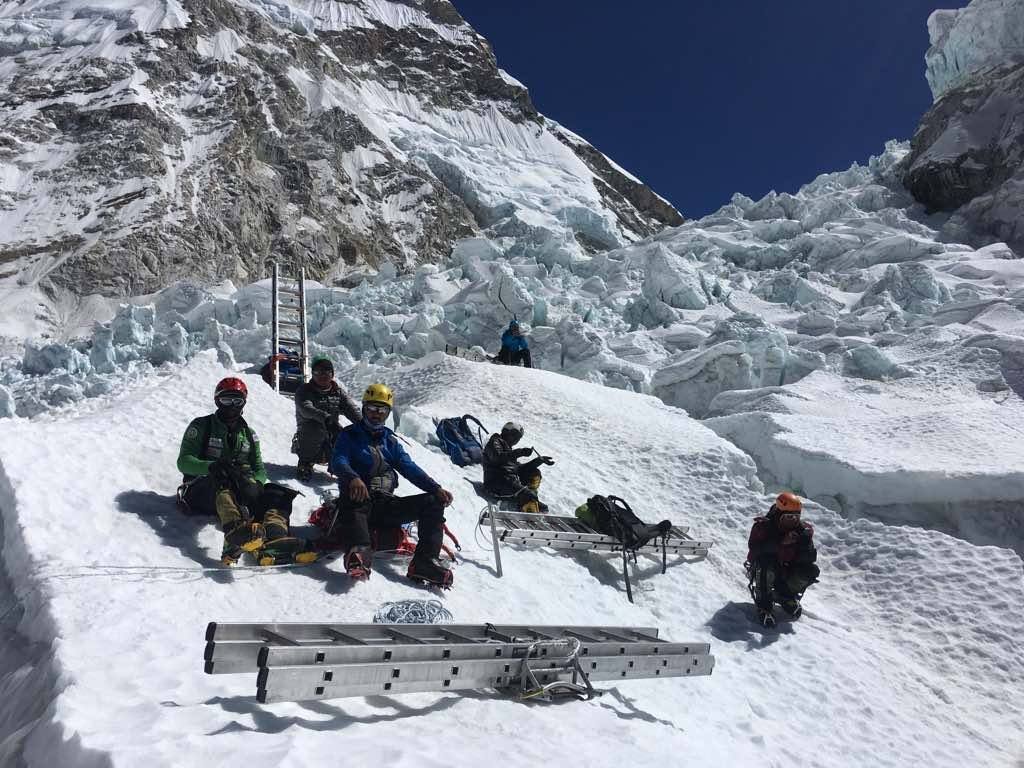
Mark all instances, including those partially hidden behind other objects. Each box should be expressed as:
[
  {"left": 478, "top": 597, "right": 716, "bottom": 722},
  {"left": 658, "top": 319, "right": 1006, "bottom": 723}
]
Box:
[
  {"left": 278, "top": 320, "right": 304, "bottom": 328},
  {"left": 277, "top": 337, "right": 303, "bottom": 346},
  {"left": 278, "top": 288, "right": 302, "bottom": 297}
]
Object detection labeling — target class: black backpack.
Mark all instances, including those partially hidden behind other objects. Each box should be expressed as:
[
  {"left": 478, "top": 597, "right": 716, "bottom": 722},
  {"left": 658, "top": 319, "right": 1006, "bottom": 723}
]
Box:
[{"left": 587, "top": 495, "right": 647, "bottom": 549}]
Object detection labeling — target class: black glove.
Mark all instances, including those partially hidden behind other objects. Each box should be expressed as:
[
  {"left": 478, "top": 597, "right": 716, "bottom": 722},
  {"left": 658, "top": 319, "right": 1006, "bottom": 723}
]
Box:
[
  {"left": 327, "top": 414, "right": 341, "bottom": 433},
  {"left": 514, "top": 447, "right": 533, "bottom": 458},
  {"left": 540, "top": 456, "right": 555, "bottom": 466},
  {"left": 207, "top": 458, "right": 236, "bottom": 487}
]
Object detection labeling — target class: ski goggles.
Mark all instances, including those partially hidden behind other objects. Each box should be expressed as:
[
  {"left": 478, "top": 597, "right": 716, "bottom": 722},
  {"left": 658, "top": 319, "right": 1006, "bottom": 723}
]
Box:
[
  {"left": 363, "top": 403, "right": 391, "bottom": 416},
  {"left": 215, "top": 394, "right": 246, "bottom": 408}
]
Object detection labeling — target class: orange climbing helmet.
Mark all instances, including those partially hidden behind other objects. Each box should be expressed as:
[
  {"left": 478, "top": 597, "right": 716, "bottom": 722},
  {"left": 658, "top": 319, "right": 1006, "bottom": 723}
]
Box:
[{"left": 774, "top": 491, "right": 802, "bottom": 514}]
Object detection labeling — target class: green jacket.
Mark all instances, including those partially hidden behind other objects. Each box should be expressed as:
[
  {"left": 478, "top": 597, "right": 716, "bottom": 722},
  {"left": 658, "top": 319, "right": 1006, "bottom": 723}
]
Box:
[{"left": 177, "top": 413, "right": 269, "bottom": 484}]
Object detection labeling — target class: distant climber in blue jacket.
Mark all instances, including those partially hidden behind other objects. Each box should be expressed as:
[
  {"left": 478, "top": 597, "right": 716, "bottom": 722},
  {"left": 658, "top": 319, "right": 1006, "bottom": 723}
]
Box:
[
  {"left": 329, "top": 383, "right": 455, "bottom": 587},
  {"left": 498, "top": 320, "right": 532, "bottom": 367}
]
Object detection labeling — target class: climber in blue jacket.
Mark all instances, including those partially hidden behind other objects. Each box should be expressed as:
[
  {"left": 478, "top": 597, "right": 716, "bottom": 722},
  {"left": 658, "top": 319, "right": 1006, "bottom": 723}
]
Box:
[{"left": 498, "top": 319, "right": 532, "bottom": 368}]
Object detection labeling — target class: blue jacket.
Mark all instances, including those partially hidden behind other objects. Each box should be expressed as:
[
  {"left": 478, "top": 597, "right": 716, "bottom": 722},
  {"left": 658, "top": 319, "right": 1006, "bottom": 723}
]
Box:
[
  {"left": 330, "top": 421, "right": 441, "bottom": 494},
  {"left": 501, "top": 328, "right": 529, "bottom": 352}
]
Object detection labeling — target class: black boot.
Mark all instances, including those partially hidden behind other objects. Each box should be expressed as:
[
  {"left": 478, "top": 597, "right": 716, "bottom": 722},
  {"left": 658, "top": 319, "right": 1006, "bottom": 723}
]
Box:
[
  {"left": 296, "top": 462, "right": 314, "bottom": 481},
  {"left": 407, "top": 555, "right": 453, "bottom": 588}
]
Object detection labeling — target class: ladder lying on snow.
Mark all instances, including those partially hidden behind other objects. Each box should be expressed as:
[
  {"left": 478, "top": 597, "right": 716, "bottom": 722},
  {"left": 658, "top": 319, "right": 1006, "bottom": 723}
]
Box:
[
  {"left": 204, "top": 622, "right": 714, "bottom": 703},
  {"left": 478, "top": 496, "right": 713, "bottom": 603},
  {"left": 270, "top": 262, "right": 309, "bottom": 395}
]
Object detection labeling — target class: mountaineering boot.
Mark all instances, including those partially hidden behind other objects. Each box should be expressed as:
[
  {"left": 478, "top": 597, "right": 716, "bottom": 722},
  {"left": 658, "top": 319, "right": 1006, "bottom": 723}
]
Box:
[
  {"left": 537, "top": 501, "right": 549, "bottom": 513},
  {"left": 345, "top": 546, "right": 372, "bottom": 581},
  {"left": 220, "top": 519, "right": 265, "bottom": 565},
  {"left": 296, "top": 462, "right": 314, "bottom": 481},
  {"left": 521, "top": 500, "right": 541, "bottom": 514},
  {"left": 224, "top": 519, "right": 264, "bottom": 552},
  {"left": 407, "top": 555, "right": 454, "bottom": 588},
  {"left": 757, "top": 608, "right": 777, "bottom": 629},
  {"left": 780, "top": 598, "right": 803, "bottom": 620},
  {"left": 256, "top": 509, "right": 317, "bottom": 565}
]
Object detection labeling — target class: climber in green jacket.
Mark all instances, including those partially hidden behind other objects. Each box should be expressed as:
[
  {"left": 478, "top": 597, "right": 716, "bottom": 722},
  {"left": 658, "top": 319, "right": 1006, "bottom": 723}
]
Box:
[{"left": 176, "top": 376, "right": 312, "bottom": 566}]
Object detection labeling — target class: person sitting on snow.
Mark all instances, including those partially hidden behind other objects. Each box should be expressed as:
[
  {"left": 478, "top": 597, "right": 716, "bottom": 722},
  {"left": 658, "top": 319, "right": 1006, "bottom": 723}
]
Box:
[
  {"left": 482, "top": 421, "right": 553, "bottom": 513},
  {"left": 329, "top": 383, "right": 455, "bottom": 587},
  {"left": 497, "top": 319, "right": 532, "bottom": 367},
  {"left": 745, "top": 491, "right": 820, "bottom": 628},
  {"left": 176, "top": 377, "right": 314, "bottom": 565},
  {"left": 292, "top": 355, "right": 360, "bottom": 481}
]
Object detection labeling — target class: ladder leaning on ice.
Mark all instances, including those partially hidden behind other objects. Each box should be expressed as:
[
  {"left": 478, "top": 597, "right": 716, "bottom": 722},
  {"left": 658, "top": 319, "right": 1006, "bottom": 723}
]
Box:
[
  {"left": 269, "top": 262, "right": 309, "bottom": 396},
  {"left": 204, "top": 621, "right": 715, "bottom": 703}
]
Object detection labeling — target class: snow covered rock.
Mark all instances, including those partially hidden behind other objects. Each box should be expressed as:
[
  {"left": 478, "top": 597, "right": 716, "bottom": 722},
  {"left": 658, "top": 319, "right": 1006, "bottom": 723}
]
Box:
[
  {"left": 0, "top": 1, "right": 679, "bottom": 303},
  {"left": 22, "top": 342, "right": 91, "bottom": 376},
  {"left": 925, "top": 0, "right": 1024, "bottom": 100},
  {"left": 0, "top": 384, "right": 14, "bottom": 418},
  {"left": 843, "top": 344, "right": 910, "bottom": 380},
  {"left": 641, "top": 245, "right": 709, "bottom": 311},
  {"left": 651, "top": 341, "right": 754, "bottom": 416},
  {"left": 857, "top": 263, "right": 952, "bottom": 314},
  {"left": 796, "top": 310, "right": 838, "bottom": 336},
  {"left": 753, "top": 269, "right": 841, "bottom": 311}
]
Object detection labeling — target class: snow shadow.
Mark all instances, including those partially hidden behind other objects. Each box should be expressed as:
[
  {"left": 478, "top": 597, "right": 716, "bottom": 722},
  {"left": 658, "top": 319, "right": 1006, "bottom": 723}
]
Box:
[
  {"left": 203, "top": 692, "right": 468, "bottom": 734},
  {"left": 706, "top": 601, "right": 794, "bottom": 650},
  {"left": 114, "top": 490, "right": 234, "bottom": 584},
  {"left": 0, "top": 505, "right": 116, "bottom": 768},
  {"left": 596, "top": 688, "right": 685, "bottom": 733}
]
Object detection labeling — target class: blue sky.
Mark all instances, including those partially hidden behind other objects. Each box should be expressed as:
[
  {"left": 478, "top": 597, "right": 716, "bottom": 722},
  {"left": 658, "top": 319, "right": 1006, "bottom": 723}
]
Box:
[{"left": 453, "top": 1, "right": 955, "bottom": 218}]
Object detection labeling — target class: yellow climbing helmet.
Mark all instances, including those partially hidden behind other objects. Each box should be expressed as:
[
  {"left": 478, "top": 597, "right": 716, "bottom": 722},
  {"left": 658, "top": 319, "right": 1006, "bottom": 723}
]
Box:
[{"left": 362, "top": 382, "right": 394, "bottom": 407}]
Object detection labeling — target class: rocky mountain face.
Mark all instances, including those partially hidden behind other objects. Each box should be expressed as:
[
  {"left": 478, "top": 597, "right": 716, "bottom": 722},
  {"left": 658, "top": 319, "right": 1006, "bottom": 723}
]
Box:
[
  {"left": 0, "top": 0, "right": 681, "bottom": 300},
  {"left": 903, "top": 0, "right": 1024, "bottom": 252}
]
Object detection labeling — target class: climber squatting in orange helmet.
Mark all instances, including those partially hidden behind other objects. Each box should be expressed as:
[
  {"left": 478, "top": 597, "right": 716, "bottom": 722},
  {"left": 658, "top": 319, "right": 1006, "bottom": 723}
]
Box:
[{"left": 745, "top": 491, "right": 820, "bottom": 628}]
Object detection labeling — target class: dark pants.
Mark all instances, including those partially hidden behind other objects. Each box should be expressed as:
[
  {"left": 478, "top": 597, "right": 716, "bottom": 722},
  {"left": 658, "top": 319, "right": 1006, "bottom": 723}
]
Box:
[
  {"left": 293, "top": 421, "right": 338, "bottom": 464},
  {"left": 484, "top": 462, "right": 542, "bottom": 506},
  {"left": 178, "top": 476, "right": 294, "bottom": 528},
  {"left": 336, "top": 492, "right": 445, "bottom": 560},
  {"left": 498, "top": 346, "right": 532, "bottom": 368},
  {"left": 751, "top": 556, "right": 819, "bottom": 609}
]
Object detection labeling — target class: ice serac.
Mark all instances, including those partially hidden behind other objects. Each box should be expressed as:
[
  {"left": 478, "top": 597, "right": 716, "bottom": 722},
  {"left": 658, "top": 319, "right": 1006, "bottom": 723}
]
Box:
[
  {"left": 904, "top": 0, "right": 1024, "bottom": 250},
  {"left": 0, "top": 0, "right": 680, "bottom": 301}
]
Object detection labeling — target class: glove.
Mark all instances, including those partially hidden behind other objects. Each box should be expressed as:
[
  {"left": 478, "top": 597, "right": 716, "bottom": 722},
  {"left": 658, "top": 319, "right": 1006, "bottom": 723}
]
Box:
[
  {"left": 207, "top": 458, "right": 236, "bottom": 487},
  {"left": 540, "top": 456, "right": 555, "bottom": 466},
  {"left": 327, "top": 414, "right": 341, "bottom": 433},
  {"left": 514, "top": 447, "right": 533, "bottom": 458}
]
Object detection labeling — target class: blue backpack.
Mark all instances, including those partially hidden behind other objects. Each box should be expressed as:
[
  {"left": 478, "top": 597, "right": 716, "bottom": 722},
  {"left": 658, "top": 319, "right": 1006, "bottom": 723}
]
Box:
[{"left": 435, "top": 414, "right": 487, "bottom": 467}]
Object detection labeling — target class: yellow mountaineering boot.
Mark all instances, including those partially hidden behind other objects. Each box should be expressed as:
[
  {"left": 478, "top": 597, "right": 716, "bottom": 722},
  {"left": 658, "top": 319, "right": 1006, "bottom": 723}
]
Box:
[{"left": 255, "top": 509, "right": 318, "bottom": 566}]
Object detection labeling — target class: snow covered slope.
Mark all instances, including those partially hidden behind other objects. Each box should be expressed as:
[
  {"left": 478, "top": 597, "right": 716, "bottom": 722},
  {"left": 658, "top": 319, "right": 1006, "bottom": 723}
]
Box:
[
  {"left": 0, "top": 0, "right": 680, "bottom": 331},
  {"left": 0, "top": 351, "right": 1021, "bottom": 767}
]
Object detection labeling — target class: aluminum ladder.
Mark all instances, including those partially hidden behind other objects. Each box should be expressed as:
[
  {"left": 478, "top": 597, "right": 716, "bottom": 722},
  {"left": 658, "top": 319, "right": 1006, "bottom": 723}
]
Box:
[
  {"left": 477, "top": 498, "right": 712, "bottom": 603},
  {"left": 204, "top": 622, "right": 714, "bottom": 703},
  {"left": 270, "top": 262, "right": 309, "bottom": 395}
]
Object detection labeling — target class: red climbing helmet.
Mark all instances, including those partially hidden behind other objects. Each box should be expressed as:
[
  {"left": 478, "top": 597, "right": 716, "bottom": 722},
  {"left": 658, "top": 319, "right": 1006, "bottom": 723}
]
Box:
[{"left": 214, "top": 377, "right": 248, "bottom": 404}]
